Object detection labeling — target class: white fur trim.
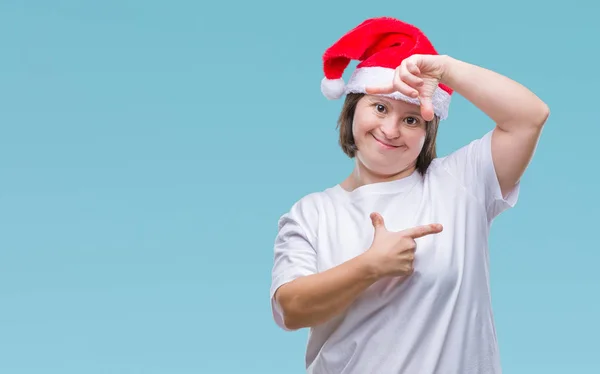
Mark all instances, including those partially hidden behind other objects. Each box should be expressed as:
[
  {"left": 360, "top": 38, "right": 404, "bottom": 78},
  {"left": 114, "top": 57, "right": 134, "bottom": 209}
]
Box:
[
  {"left": 321, "top": 77, "right": 346, "bottom": 100},
  {"left": 344, "top": 67, "right": 451, "bottom": 120}
]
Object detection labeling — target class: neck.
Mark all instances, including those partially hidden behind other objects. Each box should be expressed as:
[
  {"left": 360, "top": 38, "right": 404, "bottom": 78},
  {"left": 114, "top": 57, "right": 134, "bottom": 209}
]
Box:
[{"left": 340, "top": 159, "right": 416, "bottom": 192}]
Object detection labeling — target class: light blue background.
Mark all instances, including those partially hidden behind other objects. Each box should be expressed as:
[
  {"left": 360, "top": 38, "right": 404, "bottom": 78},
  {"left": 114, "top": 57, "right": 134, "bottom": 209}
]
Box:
[{"left": 1, "top": 1, "right": 598, "bottom": 373}]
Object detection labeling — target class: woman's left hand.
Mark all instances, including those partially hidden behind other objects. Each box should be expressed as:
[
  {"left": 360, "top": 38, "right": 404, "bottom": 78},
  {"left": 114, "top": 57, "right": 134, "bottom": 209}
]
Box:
[{"left": 366, "top": 54, "right": 449, "bottom": 121}]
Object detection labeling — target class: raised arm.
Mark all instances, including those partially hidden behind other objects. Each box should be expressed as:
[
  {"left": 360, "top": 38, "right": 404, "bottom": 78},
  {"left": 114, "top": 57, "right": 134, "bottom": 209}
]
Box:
[
  {"left": 366, "top": 54, "right": 550, "bottom": 198},
  {"left": 440, "top": 56, "right": 550, "bottom": 197}
]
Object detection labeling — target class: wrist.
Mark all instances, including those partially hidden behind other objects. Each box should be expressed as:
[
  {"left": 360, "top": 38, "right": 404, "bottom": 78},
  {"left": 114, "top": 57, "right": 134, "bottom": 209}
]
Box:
[
  {"left": 357, "top": 251, "right": 384, "bottom": 282},
  {"left": 438, "top": 54, "right": 458, "bottom": 86}
]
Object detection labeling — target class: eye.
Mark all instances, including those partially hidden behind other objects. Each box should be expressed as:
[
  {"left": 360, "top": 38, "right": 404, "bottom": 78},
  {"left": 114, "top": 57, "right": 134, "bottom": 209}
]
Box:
[
  {"left": 374, "top": 103, "right": 387, "bottom": 114},
  {"left": 404, "top": 116, "right": 421, "bottom": 126}
]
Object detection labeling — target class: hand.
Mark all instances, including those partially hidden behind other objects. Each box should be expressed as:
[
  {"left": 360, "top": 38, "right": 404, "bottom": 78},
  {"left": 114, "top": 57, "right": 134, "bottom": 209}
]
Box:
[
  {"left": 363, "top": 212, "right": 443, "bottom": 278},
  {"left": 365, "top": 54, "right": 449, "bottom": 121}
]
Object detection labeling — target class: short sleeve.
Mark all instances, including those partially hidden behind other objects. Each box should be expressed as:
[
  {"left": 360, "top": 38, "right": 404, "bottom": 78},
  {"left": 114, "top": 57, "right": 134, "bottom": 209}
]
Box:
[
  {"left": 270, "top": 196, "right": 319, "bottom": 331},
  {"left": 438, "top": 129, "right": 520, "bottom": 222}
]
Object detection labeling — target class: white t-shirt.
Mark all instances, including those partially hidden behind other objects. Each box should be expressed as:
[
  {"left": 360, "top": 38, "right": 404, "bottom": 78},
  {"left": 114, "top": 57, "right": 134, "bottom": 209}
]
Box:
[{"left": 270, "top": 130, "right": 520, "bottom": 374}]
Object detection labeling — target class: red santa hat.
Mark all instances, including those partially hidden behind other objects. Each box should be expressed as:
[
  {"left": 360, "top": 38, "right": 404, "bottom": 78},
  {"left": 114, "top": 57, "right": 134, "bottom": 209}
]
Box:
[{"left": 321, "top": 17, "right": 453, "bottom": 120}]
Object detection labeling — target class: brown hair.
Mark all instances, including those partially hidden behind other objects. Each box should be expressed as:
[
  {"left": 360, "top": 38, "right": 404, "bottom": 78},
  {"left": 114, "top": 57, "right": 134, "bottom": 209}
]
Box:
[{"left": 336, "top": 93, "right": 440, "bottom": 175}]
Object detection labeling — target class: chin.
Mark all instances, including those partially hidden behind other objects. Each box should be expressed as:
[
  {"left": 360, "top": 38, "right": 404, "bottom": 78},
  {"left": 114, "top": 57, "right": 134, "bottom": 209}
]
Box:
[{"left": 357, "top": 152, "right": 414, "bottom": 176}]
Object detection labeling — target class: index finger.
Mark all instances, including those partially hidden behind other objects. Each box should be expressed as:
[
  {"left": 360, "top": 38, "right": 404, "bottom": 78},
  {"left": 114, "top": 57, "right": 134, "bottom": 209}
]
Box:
[
  {"left": 400, "top": 223, "right": 443, "bottom": 239},
  {"left": 365, "top": 84, "right": 395, "bottom": 95}
]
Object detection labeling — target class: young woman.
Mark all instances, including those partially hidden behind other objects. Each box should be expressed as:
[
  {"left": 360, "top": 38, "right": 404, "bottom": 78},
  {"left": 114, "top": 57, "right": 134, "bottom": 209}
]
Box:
[{"left": 270, "top": 17, "right": 549, "bottom": 373}]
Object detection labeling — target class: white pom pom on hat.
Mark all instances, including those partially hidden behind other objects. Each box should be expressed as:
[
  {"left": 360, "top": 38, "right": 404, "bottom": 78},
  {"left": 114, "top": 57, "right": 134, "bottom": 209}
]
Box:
[{"left": 320, "top": 77, "right": 346, "bottom": 100}]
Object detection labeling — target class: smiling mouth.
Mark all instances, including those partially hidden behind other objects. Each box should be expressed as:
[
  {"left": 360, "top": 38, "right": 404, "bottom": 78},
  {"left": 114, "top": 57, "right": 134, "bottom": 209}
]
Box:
[{"left": 371, "top": 133, "right": 400, "bottom": 149}]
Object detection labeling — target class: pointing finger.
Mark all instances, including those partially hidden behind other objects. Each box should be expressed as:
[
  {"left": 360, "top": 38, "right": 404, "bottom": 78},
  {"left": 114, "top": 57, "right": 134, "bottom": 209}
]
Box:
[{"left": 400, "top": 223, "right": 443, "bottom": 239}]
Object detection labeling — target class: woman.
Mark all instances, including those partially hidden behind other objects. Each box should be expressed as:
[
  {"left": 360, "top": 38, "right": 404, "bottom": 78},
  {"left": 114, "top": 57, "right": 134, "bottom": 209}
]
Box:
[{"left": 270, "top": 17, "right": 549, "bottom": 373}]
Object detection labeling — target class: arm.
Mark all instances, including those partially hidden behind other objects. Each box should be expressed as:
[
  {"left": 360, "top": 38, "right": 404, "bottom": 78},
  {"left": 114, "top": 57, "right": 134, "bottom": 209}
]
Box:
[
  {"left": 274, "top": 213, "right": 442, "bottom": 331},
  {"left": 275, "top": 252, "right": 379, "bottom": 330},
  {"left": 440, "top": 56, "right": 550, "bottom": 197}
]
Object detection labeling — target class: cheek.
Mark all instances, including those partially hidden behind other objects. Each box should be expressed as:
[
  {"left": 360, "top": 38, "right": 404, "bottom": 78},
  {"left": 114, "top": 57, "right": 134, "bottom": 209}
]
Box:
[
  {"left": 406, "top": 130, "right": 427, "bottom": 150},
  {"left": 352, "top": 117, "right": 377, "bottom": 140}
]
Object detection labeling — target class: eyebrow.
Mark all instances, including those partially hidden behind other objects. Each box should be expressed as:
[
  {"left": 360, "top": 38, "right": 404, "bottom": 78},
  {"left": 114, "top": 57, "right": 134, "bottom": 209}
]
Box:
[{"left": 368, "top": 96, "right": 391, "bottom": 105}]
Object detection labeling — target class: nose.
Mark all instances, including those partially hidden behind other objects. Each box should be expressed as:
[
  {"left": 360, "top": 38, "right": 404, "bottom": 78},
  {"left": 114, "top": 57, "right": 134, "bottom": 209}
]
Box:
[{"left": 380, "top": 120, "right": 401, "bottom": 139}]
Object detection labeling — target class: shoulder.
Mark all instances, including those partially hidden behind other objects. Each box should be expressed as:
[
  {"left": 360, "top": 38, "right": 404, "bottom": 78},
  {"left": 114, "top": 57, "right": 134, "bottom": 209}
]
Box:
[
  {"left": 429, "top": 130, "right": 494, "bottom": 174},
  {"left": 424, "top": 129, "right": 494, "bottom": 182},
  {"left": 279, "top": 192, "right": 320, "bottom": 228},
  {"left": 281, "top": 189, "right": 330, "bottom": 222},
  {"left": 425, "top": 129, "right": 519, "bottom": 221},
  {"left": 277, "top": 186, "right": 338, "bottom": 242}
]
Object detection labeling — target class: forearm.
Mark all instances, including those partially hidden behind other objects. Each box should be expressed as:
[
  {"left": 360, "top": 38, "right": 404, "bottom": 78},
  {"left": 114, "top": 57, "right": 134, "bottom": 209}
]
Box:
[
  {"left": 440, "top": 56, "right": 549, "bottom": 131},
  {"left": 275, "top": 253, "right": 380, "bottom": 330}
]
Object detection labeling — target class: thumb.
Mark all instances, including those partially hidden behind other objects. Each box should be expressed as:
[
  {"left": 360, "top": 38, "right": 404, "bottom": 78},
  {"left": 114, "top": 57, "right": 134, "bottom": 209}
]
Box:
[
  {"left": 419, "top": 96, "right": 435, "bottom": 122},
  {"left": 370, "top": 212, "right": 386, "bottom": 232}
]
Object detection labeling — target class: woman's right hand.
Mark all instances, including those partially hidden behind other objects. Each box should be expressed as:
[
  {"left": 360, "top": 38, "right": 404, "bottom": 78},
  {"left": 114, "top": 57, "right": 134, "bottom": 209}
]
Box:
[{"left": 363, "top": 212, "right": 443, "bottom": 278}]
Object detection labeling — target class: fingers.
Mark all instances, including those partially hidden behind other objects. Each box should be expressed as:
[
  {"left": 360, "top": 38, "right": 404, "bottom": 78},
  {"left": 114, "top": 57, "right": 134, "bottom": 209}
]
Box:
[
  {"left": 365, "top": 61, "right": 423, "bottom": 99},
  {"left": 393, "top": 71, "right": 419, "bottom": 98},
  {"left": 365, "top": 83, "right": 395, "bottom": 95},
  {"left": 398, "top": 61, "right": 423, "bottom": 90},
  {"left": 406, "top": 60, "right": 421, "bottom": 76},
  {"left": 400, "top": 223, "right": 443, "bottom": 239},
  {"left": 370, "top": 212, "right": 386, "bottom": 231}
]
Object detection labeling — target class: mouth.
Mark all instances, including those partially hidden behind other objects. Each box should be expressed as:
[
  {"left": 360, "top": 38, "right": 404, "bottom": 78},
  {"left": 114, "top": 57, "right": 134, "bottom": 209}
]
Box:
[{"left": 371, "top": 133, "right": 400, "bottom": 149}]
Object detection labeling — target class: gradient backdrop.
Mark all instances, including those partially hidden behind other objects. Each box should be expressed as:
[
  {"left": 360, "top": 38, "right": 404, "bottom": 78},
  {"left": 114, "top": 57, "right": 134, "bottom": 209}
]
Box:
[{"left": 1, "top": 1, "right": 599, "bottom": 373}]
